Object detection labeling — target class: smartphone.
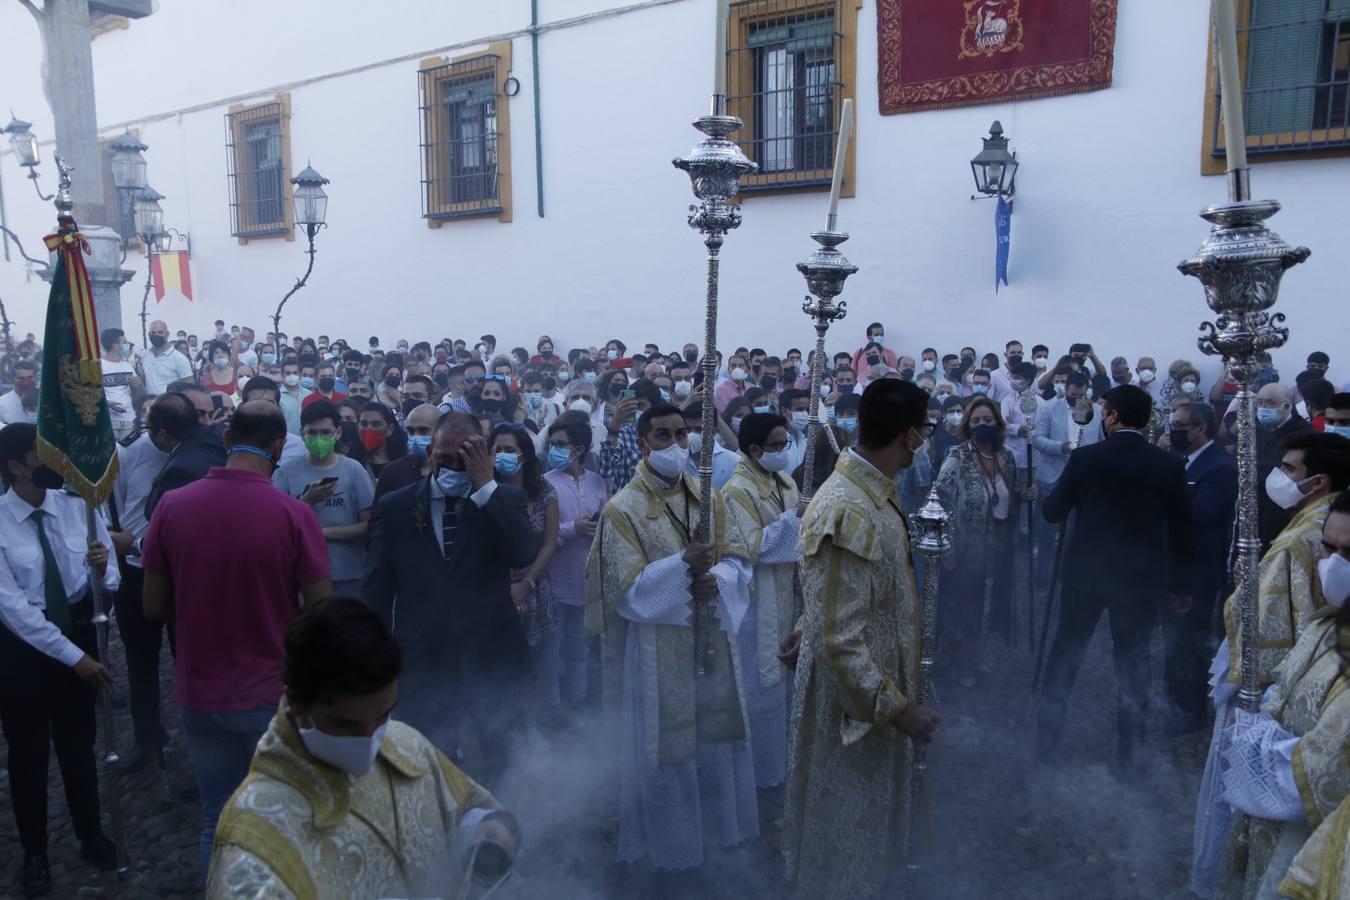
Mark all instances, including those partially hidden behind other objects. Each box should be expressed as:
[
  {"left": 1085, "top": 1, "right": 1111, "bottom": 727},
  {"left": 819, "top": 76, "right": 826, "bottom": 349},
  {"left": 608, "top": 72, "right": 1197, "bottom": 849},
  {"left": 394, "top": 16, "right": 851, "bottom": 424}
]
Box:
[
  {"left": 621, "top": 389, "right": 636, "bottom": 401},
  {"left": 319, "top": 476, "right": 339, "bottom": 486},
  {"left": 211, "top": 394, "right": 225, "bottom": 412}
]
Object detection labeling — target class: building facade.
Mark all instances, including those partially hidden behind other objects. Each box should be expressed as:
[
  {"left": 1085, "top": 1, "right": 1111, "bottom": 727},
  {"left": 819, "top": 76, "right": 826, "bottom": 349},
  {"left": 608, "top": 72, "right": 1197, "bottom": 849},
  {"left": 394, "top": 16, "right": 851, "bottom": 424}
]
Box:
[{"left": 0, "top": 0, "right": 1344, "bottom": 377}]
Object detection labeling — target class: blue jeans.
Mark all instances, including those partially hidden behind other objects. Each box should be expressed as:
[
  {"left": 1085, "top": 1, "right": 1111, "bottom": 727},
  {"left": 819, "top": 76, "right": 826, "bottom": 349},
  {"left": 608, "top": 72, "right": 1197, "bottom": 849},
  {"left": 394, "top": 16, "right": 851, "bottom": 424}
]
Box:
[
  {"left": 540, "top": 603, "right": 589, "bottom": 708},
  {"left": 179, "top": 704, "right": 276, "bottom": 877}
]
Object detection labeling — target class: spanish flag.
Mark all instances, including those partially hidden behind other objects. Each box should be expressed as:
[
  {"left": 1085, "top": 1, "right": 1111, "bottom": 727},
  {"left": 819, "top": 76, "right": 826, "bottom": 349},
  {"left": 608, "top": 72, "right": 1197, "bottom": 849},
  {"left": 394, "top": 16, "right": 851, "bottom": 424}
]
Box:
[{"left": 151, "top": 249, "right": 193, "bottom": 303}]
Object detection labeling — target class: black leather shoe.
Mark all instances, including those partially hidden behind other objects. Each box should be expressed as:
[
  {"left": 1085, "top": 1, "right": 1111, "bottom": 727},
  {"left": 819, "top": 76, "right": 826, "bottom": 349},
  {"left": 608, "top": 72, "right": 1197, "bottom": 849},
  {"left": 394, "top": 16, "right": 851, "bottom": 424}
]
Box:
[
  {"left": 115, "top": 741, "right": 164, "bottom": 774},
  {"left": 20, "top": 850, "right": 52, "bottom": 897},
  {"left": 79, "top": 833, "right": 117, "bottom": 872}
]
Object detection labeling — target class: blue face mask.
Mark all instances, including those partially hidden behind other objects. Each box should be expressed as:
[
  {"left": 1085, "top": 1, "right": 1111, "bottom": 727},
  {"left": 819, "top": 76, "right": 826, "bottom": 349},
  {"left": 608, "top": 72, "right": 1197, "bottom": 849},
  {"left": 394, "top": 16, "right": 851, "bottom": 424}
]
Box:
[
  {"left": 1327, "top": 424, "right": 1350, "bottom": 440},
  {"left": 1256, "top": 407, "right": 1281, "bottom": 427},
  {"left": 753, "top": 405, "right": 772, "bottom": 415},
  {"left": 409, "top": 435, "right": 433, "bottom": 460},
  {"left": 548, "top": 446, "right": 574, "bottom": 472},
  {"left": 300, "top": 376, "right": 316, "bottom": 390},
  {"left": 583, "top": 372, "right": 598, "bottom": 384},
  {"left": 436, "top": 467, "right": 472, "bottom": 497},
  {"left": 838, "top": 417, "right": 858, "bottom": 434},
  {"left": 972, "top": 384, "right": 990, "bottom": 396},
  {"left": 494, "top": 452, "right": 521, "bottom": 477}
]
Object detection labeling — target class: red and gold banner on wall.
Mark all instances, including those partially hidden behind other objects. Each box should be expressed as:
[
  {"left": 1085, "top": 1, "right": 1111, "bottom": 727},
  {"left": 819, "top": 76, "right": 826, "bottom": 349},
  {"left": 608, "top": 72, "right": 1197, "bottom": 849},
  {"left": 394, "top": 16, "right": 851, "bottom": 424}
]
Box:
[{"left": 877, "top": 0, "right": 1119, "bottom": 115}]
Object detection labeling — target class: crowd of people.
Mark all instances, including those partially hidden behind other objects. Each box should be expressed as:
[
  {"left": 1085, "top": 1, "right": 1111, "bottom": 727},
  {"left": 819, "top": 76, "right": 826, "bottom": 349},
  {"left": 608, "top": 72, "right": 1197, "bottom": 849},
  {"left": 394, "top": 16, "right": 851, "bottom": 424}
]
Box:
[{"left": 0, "top": 314, "right": 1348, "bottom": 898}]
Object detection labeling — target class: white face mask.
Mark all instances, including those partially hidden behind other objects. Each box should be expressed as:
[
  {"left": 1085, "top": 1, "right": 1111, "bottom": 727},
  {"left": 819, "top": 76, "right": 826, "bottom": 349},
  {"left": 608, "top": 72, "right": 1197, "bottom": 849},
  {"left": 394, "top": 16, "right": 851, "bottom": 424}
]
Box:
[
  {"left": 922, "top": 359, "right": 936, "bottom": 372},
  {"left": 687, "top": 432, "right": 703, "bottom": 458},
  {"left": 1319, "top": 554, "right": 1350, "bottom": 608},
  {"left": 1034, "top": 357, "right": 1048, "bottom": 369},
  {"left": 757, "top": 448, "right": 791, "bottom": 473},
  {"left": 298, "top": 718, "right": 388, "bottom": 778},
  {"left": 1264, "top": 467, "right": 1315, "bottom": 511},
  {"left": 673, "top": 380, "right": 693, "bottom": 398},
  {"left": 1054, "top": 383, "right": 1067, "bottom": 398},
  {"left": 1138, "top": 368, "right": 1156, "bottom": 384},
  {"left": 791, "top": 410, "right": 810, "bottom": 431},
  {"left": 568, "top": 398, "right": 593, "bottom": 415},
  {"left": 730, "top": 368, "right": 749, "bottom": 382},
  {"left": 1181, "top": 380, "right": 1199, "bottom": 394},
  {"left": 283, "top": 374, "right": 300, "bottom": 388},
  {"left": 646, "top": 443, "right": 688, "bottom": 479}
]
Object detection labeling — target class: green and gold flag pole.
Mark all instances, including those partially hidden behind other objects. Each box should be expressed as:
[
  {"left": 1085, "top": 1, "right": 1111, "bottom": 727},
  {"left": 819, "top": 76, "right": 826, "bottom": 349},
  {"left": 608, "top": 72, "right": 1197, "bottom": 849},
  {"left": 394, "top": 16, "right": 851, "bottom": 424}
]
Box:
[{"left": 37, "top": 157, "right": 127, "bottom": 877}]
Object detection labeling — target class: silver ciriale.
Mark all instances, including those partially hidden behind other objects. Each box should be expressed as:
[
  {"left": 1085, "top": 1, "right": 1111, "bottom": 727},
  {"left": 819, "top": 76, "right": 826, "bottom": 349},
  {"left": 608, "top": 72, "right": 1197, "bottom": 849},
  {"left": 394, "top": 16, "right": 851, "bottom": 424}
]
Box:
[
  {"left": 672, "top": 95, "right": 757, "bottom": 678},
  {"left": 1178, "top": 195, "right": 1309, "bottom": 713},
  {"left": 796, "top": 221, "right": 857, "bottom": 502},
  {"left": 907, "top": 486, "right": 951, "bottom": 877}
]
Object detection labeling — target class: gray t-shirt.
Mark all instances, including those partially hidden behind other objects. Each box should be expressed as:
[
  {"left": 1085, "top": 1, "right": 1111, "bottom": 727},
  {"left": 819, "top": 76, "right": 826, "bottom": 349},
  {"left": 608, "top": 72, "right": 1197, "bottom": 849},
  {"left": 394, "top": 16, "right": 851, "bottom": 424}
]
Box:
[{"left": 272, "top": 455, "right": 375, "bottom": 582}]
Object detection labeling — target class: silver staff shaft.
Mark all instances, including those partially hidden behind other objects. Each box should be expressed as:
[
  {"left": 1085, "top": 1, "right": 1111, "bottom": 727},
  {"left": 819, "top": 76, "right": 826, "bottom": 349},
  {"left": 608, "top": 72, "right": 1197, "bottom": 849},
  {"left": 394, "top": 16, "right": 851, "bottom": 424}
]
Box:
[
  {"left": 87, "top": 504, "right": 128, "bottom": 877},
  {"left": 906, "top": 487, "right": 950, "bottom": 879}
]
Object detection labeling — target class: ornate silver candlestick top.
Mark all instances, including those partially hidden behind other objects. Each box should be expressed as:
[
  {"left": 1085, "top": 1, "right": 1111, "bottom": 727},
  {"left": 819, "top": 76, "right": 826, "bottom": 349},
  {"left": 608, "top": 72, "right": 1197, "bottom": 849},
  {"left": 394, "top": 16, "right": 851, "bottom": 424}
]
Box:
[
  {"left": 1179, "top": 197, "right": 1309, "bottom": 712},
  {"left": 796, "top": 226, "right": 857, "bottom": 502},
  {"left": 672, "top": 96, "right": 756, "bottom": 678}
]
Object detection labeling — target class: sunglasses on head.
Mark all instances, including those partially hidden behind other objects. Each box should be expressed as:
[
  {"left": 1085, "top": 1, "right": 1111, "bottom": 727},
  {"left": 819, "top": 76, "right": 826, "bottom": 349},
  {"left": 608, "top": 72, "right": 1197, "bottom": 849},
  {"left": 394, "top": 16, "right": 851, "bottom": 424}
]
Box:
[{"left": 483, "top": 374, "right": 508, "bottom": 384}]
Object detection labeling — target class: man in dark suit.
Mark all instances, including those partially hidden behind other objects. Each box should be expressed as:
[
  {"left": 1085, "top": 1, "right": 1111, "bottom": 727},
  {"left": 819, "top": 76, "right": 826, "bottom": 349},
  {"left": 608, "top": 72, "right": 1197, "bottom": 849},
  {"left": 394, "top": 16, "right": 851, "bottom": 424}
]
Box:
[
  {"left": 364, "top": 410, "right": 539, "bottom": 778},
  {"left": 1037, "top": 385, "right": 1193, "bottom": 772},
  {"left": 143, "top": 392, "right": 228, "bottom": 521},
  {"left": 1166, "top": 401, "right": 1237, "bottom": 733}
]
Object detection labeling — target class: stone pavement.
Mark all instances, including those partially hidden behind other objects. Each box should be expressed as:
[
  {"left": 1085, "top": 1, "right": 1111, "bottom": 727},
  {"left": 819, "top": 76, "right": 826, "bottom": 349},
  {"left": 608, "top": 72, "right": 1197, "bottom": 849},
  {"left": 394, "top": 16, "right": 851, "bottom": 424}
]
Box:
[{"left": 1, "top": 590, "right": 1208, "bottom": 899}]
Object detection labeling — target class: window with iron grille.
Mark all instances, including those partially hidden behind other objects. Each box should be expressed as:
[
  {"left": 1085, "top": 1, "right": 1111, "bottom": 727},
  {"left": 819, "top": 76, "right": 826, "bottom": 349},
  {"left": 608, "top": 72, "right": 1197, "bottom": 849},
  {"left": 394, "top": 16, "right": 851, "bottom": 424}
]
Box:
[
  {"left": 1208, "top": 0, "right": 1350, "bottom": 164},
  {"left": 728, "top": 0, "right": 857, "bottom": 193},
  {"left": 225, "top": 97, "right": 293, "bottom": 240},
  {"left": 419, "top": 49, "right": 513, "bottom": 222}
]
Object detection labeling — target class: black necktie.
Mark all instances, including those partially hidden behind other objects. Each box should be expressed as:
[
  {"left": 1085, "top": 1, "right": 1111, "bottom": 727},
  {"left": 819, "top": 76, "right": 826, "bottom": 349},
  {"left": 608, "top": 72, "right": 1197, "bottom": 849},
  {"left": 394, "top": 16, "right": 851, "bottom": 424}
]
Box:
[
  {"left": 442, "top": 497, "right": 459, "bottom": 558},
  {"left": 34, "top": 512, "right": 73, "bottom": 636}
]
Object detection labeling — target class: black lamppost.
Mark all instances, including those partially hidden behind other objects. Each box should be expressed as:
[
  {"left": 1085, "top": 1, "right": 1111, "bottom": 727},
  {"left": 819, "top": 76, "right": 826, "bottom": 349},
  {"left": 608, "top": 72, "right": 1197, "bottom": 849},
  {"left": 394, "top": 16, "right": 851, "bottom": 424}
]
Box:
[
  {"left": 272, "top": 164, "right": 329, "bottom": 343},
  {"left": 970, "top": 120, "right": 1019, "bottom": 199}
]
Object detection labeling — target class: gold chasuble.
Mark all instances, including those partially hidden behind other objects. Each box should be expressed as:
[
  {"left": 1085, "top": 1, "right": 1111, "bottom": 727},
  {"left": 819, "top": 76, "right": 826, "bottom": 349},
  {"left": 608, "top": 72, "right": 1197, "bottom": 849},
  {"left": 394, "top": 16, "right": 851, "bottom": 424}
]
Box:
[
  {"left": 783, "top": 450, "right": 922, "bottom": 900},
  {"left": 1226, "top": 494, "right": 1332, "bottom": 689},
  {"left": 1222, "top": 610, "right": 1350, "bottom": 899},
  {"left": 1282, "top": 794, "right": 1350, "bottom": 900},
  {"left": 584, "top": 460, "right": 751, "bottom": 766},
  {"left": 723, "top": 457, "right": 801, "bottom": 698},
  {"left": 206, "top": 707, "right": 506, "bottom": 899}
]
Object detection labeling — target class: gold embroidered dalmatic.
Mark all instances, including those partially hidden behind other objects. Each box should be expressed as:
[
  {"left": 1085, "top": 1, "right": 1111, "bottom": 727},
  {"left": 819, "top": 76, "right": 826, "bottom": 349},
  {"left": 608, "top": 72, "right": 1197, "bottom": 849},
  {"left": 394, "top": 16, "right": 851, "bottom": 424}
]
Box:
[
  {"left": 783, "top": 450, "right": 922, "bottom": 900},
  {"left": 723, "top": 458, "right": 801, "bottom": 698},
  {"left": 583, "top": 460, "right": 751, "bottom": 767},
  {"left": 1281, "top": 794, "right": 1350, "bottom": 900},
  {"left": 1221, "top": 610, "right": 1350, "bottom": 899},
  {"left": 206, "top": 707, "right": 505, "bottom": 900},
  {"left": 1226, "top": 494, "right": 1332, "bottom": 689}
]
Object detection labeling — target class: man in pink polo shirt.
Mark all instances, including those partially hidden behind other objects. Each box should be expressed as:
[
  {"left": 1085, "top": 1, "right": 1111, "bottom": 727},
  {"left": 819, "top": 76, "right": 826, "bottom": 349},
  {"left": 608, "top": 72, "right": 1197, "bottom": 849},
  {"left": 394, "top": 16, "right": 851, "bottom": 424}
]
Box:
[{"left": 142, "top": 400, "right": 331, "bottom": 877}]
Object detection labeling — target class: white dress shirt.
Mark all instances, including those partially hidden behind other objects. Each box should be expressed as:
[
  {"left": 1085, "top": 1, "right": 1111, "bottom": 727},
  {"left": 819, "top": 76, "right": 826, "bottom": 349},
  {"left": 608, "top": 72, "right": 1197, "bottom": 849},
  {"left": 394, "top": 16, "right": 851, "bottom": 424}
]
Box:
[
  {"left": 428, "top": 476, "right": 498, "bottom": 557},
  {"left": 0, "top": 488, "right": 121, "bottom": 666}
]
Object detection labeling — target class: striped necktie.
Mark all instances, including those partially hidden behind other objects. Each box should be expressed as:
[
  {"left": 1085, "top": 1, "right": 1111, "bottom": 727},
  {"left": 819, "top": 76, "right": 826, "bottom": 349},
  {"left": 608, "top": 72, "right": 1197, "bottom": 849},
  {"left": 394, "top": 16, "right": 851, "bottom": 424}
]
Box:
[{"left": 442, "top": 497, "right": 459, "bottom": 558}]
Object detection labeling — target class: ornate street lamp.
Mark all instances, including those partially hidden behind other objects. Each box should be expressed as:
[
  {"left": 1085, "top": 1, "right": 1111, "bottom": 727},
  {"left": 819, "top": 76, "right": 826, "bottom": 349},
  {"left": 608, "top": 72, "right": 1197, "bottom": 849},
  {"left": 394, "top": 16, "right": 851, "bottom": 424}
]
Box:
[
  {"left": 108, "top": 130, "right": 148, "bottom": 192},
  {"left": 132, "top": 185, "right": 166, "bottom": 350},
  {"left": 273, "top": 164, "right": 330, "bottom": 342},
  {"left": 3, "top": 114, "right": 53, "bottom": 201},
  {"left": 970, "top": 120, "right": 1018, "bottom": 198}
]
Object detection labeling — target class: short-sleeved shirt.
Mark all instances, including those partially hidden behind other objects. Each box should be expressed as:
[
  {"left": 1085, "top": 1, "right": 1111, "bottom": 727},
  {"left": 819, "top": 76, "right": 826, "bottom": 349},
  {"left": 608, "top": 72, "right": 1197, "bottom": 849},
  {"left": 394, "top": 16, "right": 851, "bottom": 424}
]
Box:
[
  {"left": 272, "top": 455, "right": 374, "bottom": 582},
  {"left": 141, "top": 466, "right": 330, "bottom": 712},
  {"left": 101, "top": 359, "right": 136, "bottom": 422}
]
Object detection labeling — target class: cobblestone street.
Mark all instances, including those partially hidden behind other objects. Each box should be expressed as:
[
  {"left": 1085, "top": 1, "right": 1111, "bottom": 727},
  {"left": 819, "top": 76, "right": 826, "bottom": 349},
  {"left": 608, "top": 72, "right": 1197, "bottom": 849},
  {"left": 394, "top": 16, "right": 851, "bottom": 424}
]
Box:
[{"left": 1, "top": 591, "right": 1207, "bottom": 899}]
